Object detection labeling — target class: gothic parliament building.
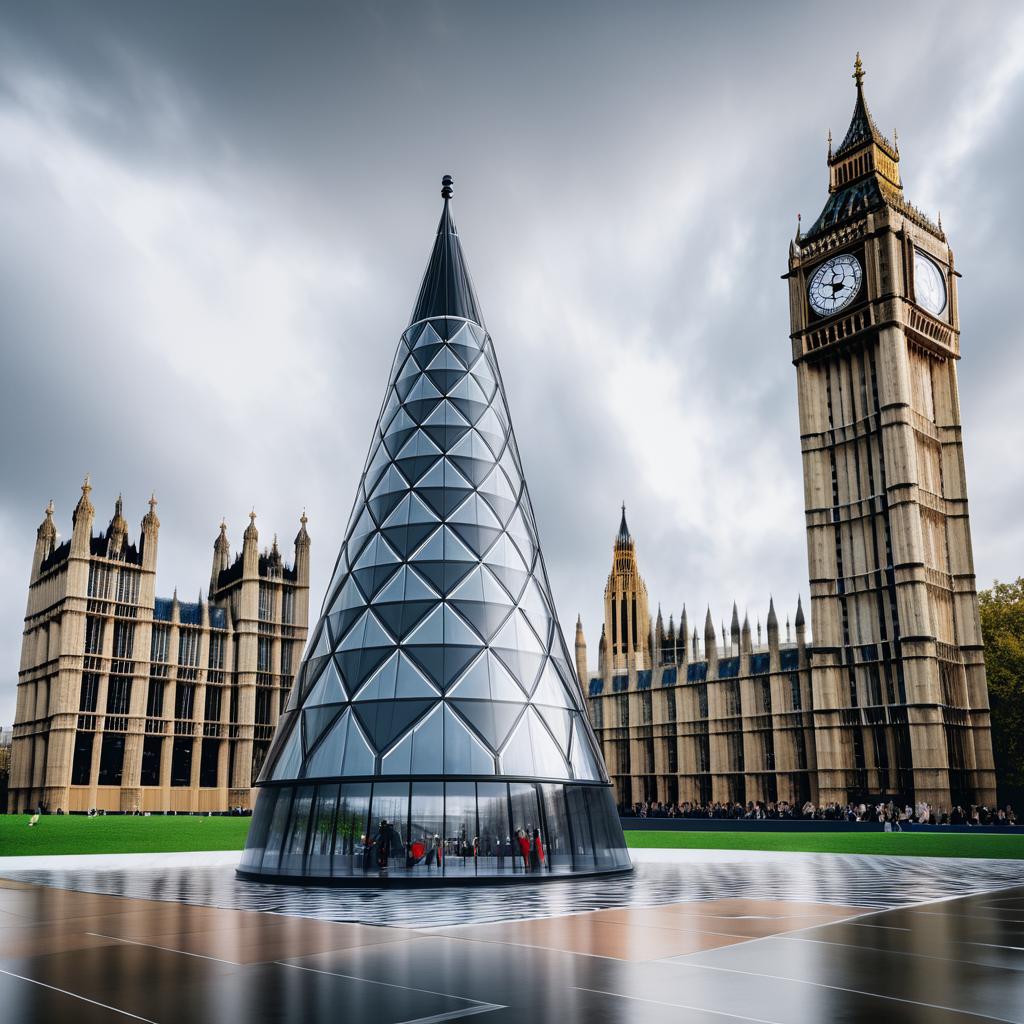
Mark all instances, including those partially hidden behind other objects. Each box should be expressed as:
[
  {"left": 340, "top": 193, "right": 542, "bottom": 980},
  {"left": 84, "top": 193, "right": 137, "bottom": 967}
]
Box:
[
  {"left": 10, "top": 482, "right": 310, "bottom": 814},
  {"left": 582, "top": 58, "right": 997, "bottom": 812}
]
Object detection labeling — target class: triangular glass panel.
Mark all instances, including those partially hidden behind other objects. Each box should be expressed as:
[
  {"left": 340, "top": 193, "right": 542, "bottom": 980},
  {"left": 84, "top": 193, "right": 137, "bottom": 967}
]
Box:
[
  {"left": 394, "top": 429, "right": 443, "bottom": 485},
  {"left": 448, "top": 651, "right": 526, "bottom": 702},
  {"left": 335, "top": 612, "right": 397, "bottom": 692},
  {"left": 447, "top": 373, "right": 489, "bottom": 424},
  {"left": 379, "top": 492, "right": 440, "bottom": 558},
  {"left": 404, "top": 321, "right": 427, "bottom": 349},
  {"left": 344, "top": 506, "right": 377, "bottom": 566},
  {"left": 448, "top": 566, "right": 514, "bottom": 640},
  {"left": 500, "top": 708, "right": 569, "bottom": 779},
  {"left": 383, "top": 407, "right": 418, "bottom": 458},
  {"left": 536, "top": 705, "right": 571, "bottom": 755},
  {"left": 409, "top": 526, "right": 479, "bottom": 595},
  {"left": 350, "top": 534, "right": 401, "bottom": 599},
  {"left": 569, "top": 716, "right": 603, "bottom": 782},
  {"left": 443, "top": 704, "right": 496, "bottom": 774},
  {"left": 477, "top": 467, "right": 518, "bottom": 524},
  {"left": 447, "top": 493, "right": 503, "bottom": 558},
  {"left": 491, "top": 611, "right": 546, "bottom": 693},
  {"left": 268, "top": 720, "right": 304, "bottom": 781},
  {"left": 414, "top": 458, "right": 474, "bottom": 519},
  {"left": 449, "top": 699, "right": 524, "bottom": 752},
  {"left": 302, "top": 705, "right": 345, "bottom": 755},
  {"left": 482, "top": 534, "right": 530, "bottom": 600},
  {"left": 352, "top": 699, "right": 435, "bottom": 753},
  {"left": 447, "top": 429, "right": 497, "bottom": 486},
  {"left": 421, "top": 399, "right": 471, "bottom": 452},
  {"left": 411, "top": 329, "right": 445, "bottom": 370},
  {"left": 386, "top": 339, "right": 409, "bottom": 388},
  {"left": 382, "top": 703, "right": 443, "bottom": 775},
  {"left": 354, "top": 651, "right": 441, "bottom": 701},
  {"left": 504, "top": 506, "right": 536, "bottom": 565},
  {"left": 403, "top": 374, "right": 444, "bottom": 422},
  {"left": 309, "top": 624, "right": 332, "bottom": 659},
  {"left": 362, "top": 441, "right": 392, "bottom": 500},
  {"left": 424, "top": 346, "right": 468, "bottom": 394},
  {"left": 367, "top": 466, "right": 410, "bottom": 524},
  {"left": 304, "top": 658, "right": 347, "bottom": 707},
  {"left": 473, "top": 406, "right": 506, "bottom": 457},
  {"left": 449, "top": 325, "right": 482, "bottom": 367},
  {"left": 341, "top": 714, "right": 375, "bottom": 775},
  {"left": 394, "top": 355, "right": 422, "bottom": 401},
  {"left": 532, "top": 660, "right": 572, "bottom": 709}
]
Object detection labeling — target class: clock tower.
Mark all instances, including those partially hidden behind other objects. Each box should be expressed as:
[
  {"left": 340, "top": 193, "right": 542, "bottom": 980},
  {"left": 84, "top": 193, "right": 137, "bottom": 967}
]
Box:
[{"left": 786, "top": 56, "right": 996, "bottom": 809}]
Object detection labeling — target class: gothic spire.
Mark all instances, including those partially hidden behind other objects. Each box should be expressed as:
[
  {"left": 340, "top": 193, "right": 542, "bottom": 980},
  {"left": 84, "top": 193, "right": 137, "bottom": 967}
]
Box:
[
  {"left": 616, "top": 502, "right": 631, "bottom": 546},
  {"left": 834, "top": 53, "right": 898, "bottom": 163}
]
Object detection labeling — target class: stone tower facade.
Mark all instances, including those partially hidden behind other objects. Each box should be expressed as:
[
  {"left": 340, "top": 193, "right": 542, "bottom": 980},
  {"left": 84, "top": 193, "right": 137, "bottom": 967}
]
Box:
[
  {"left": 603, "top": 507, "right": 651, "bottom": 674},
  {"left": 584, "top": 58, "right": 996, "bottom": 814},
  {"left": 10, "top": 480, "right": 310, "bottom": 814},
  {"left": 786, "top": 56, "right": 996, "bottom": 808}
]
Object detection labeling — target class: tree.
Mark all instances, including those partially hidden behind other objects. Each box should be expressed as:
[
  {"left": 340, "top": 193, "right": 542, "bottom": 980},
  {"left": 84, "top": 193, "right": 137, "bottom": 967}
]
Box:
[{"left": 978, "top": 578, "right": 1024, "bottom": 800}]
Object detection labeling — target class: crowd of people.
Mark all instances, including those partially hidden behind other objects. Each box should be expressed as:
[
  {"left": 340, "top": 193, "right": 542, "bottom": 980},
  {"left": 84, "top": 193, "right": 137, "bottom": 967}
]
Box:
[{"left": 622, "top": 799, "right": 1019, "bottom": 827}]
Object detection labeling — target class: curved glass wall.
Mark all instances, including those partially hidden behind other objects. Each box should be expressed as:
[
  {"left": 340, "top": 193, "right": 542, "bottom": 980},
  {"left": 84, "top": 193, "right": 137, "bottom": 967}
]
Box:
[
  {"left": 239, "top": 780, "right": 629, "bottom": 880},
  {"left": 239, "top": 181, "right": 630, "bottom": 884}
]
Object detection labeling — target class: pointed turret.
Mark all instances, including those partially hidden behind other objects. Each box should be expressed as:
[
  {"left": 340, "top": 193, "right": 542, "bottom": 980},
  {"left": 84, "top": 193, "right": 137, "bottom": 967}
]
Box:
[
  {"left": 575, "top": 614, "right": 588, "bottom": 687},
  {"left": 106, "top": 494, "right": 129, "bottom": 558},
  {"left": 31, "top": 500, "right": 57, "bottom": 577},
  {"left": 141, "top": 494, "right": 160, "bottom": 571},
  {"left": 242, "top": 510, "right": 259, "bottom": 576},
  {"left": 766, "top": 597, "right": 779, "bottom": 646},
  {"left": 692, "top": 626, "right": 699, "bottom": 661},
  {"left": 294, "top": 510, "right": 311, "bottom": 587},
  {"left": 210, "top": 519, "right": 230, "bottom": 595},
  {"left": 655, "top": 606, "right": 665, "bottom": 664},
  {"left": 598, "top": 623, "right": 609, "bottom": 678},
  {"left": 730, "top": 602, "right": 741, "bottom": 654},
  {"left": 795, "top": 595, "right": 807, "bottom": 654},
  {"left": 242, "top": 177, "right": 628, "bottom": 884},
  {"left": 704, "top": 607, "right": 718, "bottom": 674},
  {"left": 70, "top": 475, "right": 95, "bottom": 557},
  {"left": 741, "top": 612, "right": 752, "bottom": 656}
]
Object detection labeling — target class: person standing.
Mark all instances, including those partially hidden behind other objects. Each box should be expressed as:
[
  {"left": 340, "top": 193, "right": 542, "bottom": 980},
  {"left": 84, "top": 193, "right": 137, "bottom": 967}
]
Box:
[
  {"left": 532, "top": 828, "right": 544, "bottom": 870},
  {"left": 516, "top": 828, "right": 531, "bottom": 869}
]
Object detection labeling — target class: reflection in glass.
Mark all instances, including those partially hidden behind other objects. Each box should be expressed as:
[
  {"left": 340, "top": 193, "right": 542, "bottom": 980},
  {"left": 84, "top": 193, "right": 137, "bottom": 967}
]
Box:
[
  {"left": 240, "top": 786, "right": 278, "bottom": 871},
  {"left": 409, "top": 781, "right": 443, "bottom": 873},
  {"left": 307, "top": 784, "right": 339, "bottom": 874},
  {"left": 477, "top": 781, "right": 512, "bottom": 873},
  {"left": 334, "top": 783, "right": 371, "bottom": 874},
  {"left": 280, "top": 785, "right": 315, "bottom": 875},
  {"left": 509, "top": 782, "right": 542, "bottom": 872},
  {"left": 261, "top": 787, "right": 294, "bottom": 873},
  {"left": 540, "top": 783, "right": 572, "bottom": 871},
  {"left": 369, "top": 781, "right": 409, "bottom": 873},
  {"left": 445, "top": 782, "right": 477, "bottom": 875}
]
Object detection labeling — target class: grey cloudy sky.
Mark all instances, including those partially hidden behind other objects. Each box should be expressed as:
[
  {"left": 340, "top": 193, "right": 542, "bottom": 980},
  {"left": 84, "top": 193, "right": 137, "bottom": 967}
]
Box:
[{"left": 2, "top": 1, "right": 1022, "bottom": 725}]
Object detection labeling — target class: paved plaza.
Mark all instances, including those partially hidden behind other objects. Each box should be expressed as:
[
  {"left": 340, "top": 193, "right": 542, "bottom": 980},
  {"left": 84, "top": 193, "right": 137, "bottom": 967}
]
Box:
[{"left": 2, "top": 850, "right": 1023, "bottom": 1022}]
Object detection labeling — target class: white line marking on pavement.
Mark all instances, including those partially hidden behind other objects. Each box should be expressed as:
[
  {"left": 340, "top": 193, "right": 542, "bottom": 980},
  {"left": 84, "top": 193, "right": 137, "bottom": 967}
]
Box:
[
  {"left": 86, "top": 931, "right": 243, "bottom": 966},
  {"left": 274, "top": 960, "right": 505, "bottom": 1016},
  {"left": 574, "top": 986, "right": 780, "bottom": 1023},
  {"left": 650, "top": 957, "right": 1019, "bottom": 1023},
  {"left": 0, "top": 968, "right": 159, "bottom": 1023}
]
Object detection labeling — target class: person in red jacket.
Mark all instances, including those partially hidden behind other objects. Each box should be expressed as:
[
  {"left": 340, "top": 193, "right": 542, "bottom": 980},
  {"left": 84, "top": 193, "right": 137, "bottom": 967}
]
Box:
[
  {"left": 516, "top": 828, "right": 531, "bottom": 869},
  {"left": 532, "top": 828, "right": 545, "bottom": 870}
]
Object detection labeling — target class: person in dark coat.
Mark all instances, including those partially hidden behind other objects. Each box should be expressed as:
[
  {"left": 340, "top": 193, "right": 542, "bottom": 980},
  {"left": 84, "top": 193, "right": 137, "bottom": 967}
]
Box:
[{"left": 375, "top": 819, "right": 394, "bottom": 871}]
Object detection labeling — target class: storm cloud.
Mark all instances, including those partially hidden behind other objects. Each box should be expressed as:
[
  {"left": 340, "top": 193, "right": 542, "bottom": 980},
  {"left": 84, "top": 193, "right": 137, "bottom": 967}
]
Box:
[{"left": 2, "top": 1, "right": 1022, "bottom": 723}]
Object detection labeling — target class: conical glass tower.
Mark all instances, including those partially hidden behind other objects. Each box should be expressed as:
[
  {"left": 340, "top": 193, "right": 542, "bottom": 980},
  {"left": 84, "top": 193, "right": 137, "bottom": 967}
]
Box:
[{"left": 238, "top": 177, "right": 630, "bottom": 884}]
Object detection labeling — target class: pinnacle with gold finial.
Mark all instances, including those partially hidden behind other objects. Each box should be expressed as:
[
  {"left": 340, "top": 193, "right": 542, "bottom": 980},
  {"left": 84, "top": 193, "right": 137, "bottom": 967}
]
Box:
[{"left": 853, "top": 52, "right": 864, "bottom": 89}]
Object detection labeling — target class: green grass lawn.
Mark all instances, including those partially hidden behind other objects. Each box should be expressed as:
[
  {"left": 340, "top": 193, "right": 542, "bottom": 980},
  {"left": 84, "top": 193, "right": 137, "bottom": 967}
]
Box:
[
  {"left": 0, "top": 814, "right": 252, "bottom": 856},
  {"left": 2, "top": 815, "right": 1022, "bottom": 860},
  {"left": 625, "top": 829, "right": 1024, "bottom": 859}
]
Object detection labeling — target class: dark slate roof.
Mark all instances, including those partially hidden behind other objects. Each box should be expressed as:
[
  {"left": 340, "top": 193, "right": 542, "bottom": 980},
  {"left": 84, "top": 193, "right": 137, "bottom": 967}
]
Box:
[
  {"left": 408, "top": 190, "right": 484, "bottom": 328},
  {"left": 616, "top": 504, "right": 631, "bottom": 545},
  {"left": 834, "top": 84, "right": 898, "bottom": 161}
]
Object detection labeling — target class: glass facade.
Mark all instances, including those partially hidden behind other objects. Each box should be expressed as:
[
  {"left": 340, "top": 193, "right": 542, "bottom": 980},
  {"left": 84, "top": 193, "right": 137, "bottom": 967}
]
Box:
[
  {"left": 239, "top": 181, "right": 629, "bottom": 883},
  {"left": 239, "top": 779, "right": 629, "bottom": 879}
]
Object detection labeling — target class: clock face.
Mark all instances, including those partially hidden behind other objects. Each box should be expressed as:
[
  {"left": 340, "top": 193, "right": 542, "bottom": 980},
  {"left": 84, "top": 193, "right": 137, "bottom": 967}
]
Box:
[
  {"left": 914, "top": 250, "right": 947, "bottom": 316},
  {"left": 808, "top": 254, "right": 863, "bottom": 316}
]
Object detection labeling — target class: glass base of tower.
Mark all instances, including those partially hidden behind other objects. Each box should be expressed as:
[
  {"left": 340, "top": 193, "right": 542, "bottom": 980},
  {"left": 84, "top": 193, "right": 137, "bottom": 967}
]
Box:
[{"left": 237, "top": 779, "right": 632, "bottom": 885}]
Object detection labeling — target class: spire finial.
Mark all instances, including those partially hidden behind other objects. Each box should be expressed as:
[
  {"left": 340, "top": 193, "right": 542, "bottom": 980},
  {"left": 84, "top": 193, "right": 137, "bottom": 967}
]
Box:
[
  {"left": 300, "top": 507, "right": 308, "bottom": 527},
  {"left": 827, "top": 128, "right": 832, "bottom": 158},
  {"left": 249, "top": 509, "right": 256, "bottom": 523},
  {"left": 46, "top": 499, "right": 54, "bottom": 516},
  {"left": 441, "top": 174, "right": 454, "bottom": 200},
  {"left": 853, "top": 52, "right": 864, "bottom": 89},
  {"left": 82, "top": 474, "right": 91, "bottom": 496},
  {"left": 149, "top": 493, "right": 157, "bottom": 514}
]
